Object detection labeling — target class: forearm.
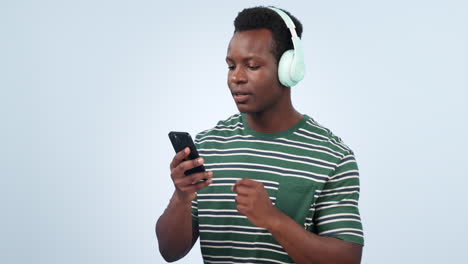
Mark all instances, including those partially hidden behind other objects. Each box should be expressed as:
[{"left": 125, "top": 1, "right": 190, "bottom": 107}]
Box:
[
  {"left": 156, "top": 191, "right": 197, "bottom": 262},
  {"left": 267, "top": 209, "right": 362, "bottom": 264}
]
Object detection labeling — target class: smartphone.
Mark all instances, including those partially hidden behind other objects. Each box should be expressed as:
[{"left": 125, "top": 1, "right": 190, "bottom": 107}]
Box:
[{"left": 168, "top": 131, "right": 206, "bottom": 176}]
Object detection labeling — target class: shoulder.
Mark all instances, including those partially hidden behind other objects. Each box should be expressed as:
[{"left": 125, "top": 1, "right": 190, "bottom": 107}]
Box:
[
  {"left": 194, "top": 113, "right": 244, "bottom": 143},
  {"left": 298, "top": 115, "right": 355, "bottom": 158}
]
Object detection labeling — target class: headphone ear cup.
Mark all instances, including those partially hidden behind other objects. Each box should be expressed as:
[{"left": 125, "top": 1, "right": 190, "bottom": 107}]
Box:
[{"left": 278, "top": 49, "right": 297, "bottom": 87}]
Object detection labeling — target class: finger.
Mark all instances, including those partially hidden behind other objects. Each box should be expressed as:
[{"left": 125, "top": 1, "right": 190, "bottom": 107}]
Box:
[
  {"left": 233, "top": 179, "right": 262, "bottom": 193},
  {"left": 236, "top": 204, "right": 248, "bottom": 215},
  {"left": 182, "top": 177, "right": 213, "bottom": 193},
  {"left": 232, "top": 185, "right": 253, "bottom": 196},
  {"left": 236, "top": 178, "right": 258, "bottom": 187},
  {"left": 234, "top": 195, "right": 250, "bottom": 206},
  {"left": 174, "top": 170, "right": 213, "bottom": 188},
  {"left": 231, "top": 178, "right": 247, "bottom": 192},
  {"left": 175, "top": 157, "right": 204, "bottom": 177},
  {"left": 170, "top": 147, "right": 190, "bottom": 169},
  {"left": 247, "top": 179, "right": 264, "bottom": 191},
  {"left": 190, "top": 171, "right": 213, "bottom": 184}
]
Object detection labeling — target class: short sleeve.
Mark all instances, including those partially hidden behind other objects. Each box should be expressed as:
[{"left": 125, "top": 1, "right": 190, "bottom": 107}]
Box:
[{"left": 312, "top": 153, "right": 364, "bottom": 245}]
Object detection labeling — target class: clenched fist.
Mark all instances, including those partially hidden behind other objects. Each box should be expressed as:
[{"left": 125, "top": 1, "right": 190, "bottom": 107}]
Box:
[{"left": 232, "top": 178, "right": 282, "bottom": 229}]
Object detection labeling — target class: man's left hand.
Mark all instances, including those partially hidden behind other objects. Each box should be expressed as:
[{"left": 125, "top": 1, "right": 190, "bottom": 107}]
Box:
[{"left": 232, "top": 178, "right": 281, "bottom": 229}]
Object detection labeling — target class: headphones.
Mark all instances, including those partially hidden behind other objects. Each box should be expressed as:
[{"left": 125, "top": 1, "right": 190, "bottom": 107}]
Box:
[{"left": 268, "top": 7, "right": 305, "bottom": 87}]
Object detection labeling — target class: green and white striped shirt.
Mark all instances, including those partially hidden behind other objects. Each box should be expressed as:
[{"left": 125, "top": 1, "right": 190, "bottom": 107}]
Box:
[{"left": 193, "top": 113, "right": 364, "bottom": 264}]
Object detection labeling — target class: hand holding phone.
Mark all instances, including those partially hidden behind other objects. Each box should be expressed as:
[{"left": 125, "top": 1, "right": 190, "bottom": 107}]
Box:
[
  {"left": 168, "top": 131, "right": 205, "bottom": 175},
  {"left": 168, "top": 132, "right": 212, "bottom": 202}
]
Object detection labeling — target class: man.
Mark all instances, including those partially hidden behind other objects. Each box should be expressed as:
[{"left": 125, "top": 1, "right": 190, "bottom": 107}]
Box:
[{"left": 156, "top": 6, "right": 364, "bottom": 264}]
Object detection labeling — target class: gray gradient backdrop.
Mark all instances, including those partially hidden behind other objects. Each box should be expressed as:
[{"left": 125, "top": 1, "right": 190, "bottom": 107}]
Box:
[{"left": 1, "top": 0, "right": 467, "bottom": 263}]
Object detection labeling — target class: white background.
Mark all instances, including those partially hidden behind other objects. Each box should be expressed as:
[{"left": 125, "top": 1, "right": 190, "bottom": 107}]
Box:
[{"left": 1, "top": 0, "right": 467, "bottom": 263}]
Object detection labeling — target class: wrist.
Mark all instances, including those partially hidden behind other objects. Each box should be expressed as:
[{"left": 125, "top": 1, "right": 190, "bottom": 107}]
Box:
[
  {"left": 265, "top": 206, "right": 285, "bottom": 232},
  {"left": 172, "top": 190, "right": 195, "bottom": 206}
]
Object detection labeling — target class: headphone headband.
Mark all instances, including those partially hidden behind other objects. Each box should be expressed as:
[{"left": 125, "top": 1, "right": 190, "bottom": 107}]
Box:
[{"left": 268, "top": 7, "right": 298, "bottom": 38}]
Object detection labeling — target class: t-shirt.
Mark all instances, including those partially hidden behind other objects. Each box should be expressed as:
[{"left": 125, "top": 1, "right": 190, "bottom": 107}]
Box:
[{"left": 192, "top": 113, "right": 364, "bottom": 264}]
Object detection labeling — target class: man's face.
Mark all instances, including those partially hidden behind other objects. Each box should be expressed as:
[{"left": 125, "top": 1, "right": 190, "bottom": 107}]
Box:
[{"left": 226, "top": 29, "right": 283, "bottom": 114}]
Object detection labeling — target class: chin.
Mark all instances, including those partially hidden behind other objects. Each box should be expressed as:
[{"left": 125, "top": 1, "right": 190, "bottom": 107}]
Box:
[
  {"left": 235, "top": 101, "right": 266, "bottom": 114},
  {"left": 236, "top": 104, "right": 253, "bottom": 113}
]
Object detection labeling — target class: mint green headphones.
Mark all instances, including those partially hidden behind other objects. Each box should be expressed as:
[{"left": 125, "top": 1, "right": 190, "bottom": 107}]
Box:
[{"left": 268, "top": 7, "right": 305, "bottom": 87}]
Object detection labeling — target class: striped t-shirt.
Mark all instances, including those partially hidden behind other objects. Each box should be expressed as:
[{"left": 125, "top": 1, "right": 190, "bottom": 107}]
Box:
[{"left": 193, "top": 113, "right": 364, "bottom": 264}]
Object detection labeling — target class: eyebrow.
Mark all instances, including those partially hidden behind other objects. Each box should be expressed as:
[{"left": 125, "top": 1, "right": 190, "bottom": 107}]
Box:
[{"left": 225, "top": 56, "right": 264, "bottom": 63}]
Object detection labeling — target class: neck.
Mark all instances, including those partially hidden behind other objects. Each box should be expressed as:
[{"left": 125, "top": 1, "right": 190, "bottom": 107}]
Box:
[{"left": 245, "top": 88, "right": 302, "bottom": 133}]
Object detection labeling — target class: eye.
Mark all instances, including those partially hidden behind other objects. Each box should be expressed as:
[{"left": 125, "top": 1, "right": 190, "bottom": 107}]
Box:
[
  {"left": 248, "top": 65, "right": 260, "bottom": 70},
  {"left": 227, "top": 65, "right": 235, "bottom": 71}
]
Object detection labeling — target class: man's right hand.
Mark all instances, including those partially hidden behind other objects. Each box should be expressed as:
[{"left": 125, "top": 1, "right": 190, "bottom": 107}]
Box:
[{"left": 170, "top": 147, "right": 213, "bottom": 203}]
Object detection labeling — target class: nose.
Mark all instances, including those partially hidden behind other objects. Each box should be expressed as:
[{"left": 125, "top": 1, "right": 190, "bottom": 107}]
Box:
[{"left": 229, "top": 66, "right": 247, "bottom": 84}]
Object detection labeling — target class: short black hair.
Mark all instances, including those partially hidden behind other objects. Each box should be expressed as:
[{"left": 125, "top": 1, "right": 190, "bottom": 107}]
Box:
[{"left": 233, "top": 6, "right": 303, "bottom": 64}]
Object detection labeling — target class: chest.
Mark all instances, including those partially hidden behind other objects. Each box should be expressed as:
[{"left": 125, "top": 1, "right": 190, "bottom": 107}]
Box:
[{"left": 196, "top": 141, "right": 331, "bottom": 225}]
